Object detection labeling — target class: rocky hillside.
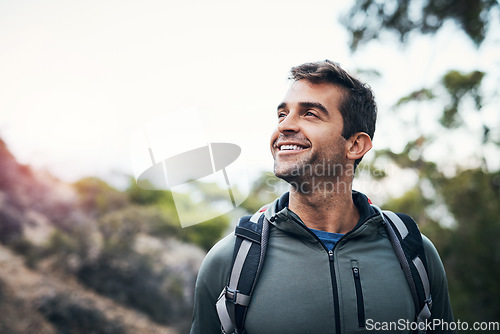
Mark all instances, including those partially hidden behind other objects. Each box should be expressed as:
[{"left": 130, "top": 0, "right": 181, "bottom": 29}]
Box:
[{"left": 0, "top": 138, "right": 213, "bottom": 334}]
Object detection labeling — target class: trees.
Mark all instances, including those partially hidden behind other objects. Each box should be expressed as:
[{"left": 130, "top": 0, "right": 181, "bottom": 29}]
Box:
[
  {"left": 342, "top": 0, "right": 498, "bottom": 51},
  {"left": 341, "top": 0, "right": 500, "bottom": 322}
]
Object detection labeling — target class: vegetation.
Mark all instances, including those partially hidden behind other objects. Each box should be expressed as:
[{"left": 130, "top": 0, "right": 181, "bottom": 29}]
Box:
[
  {"left": 342, "top": 0, "right": 498, "bottom": 50},
  {"left": 342, "top": 0, "right": 500, "bottom": 322},
  {"left": 38, "top": 293, "right": 126, "bottom": 334},
  {"left": 0, "top": 139, "right": 235, "bottom": 333}
]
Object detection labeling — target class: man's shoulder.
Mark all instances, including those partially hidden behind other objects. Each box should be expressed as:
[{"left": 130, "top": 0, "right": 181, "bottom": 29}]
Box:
[
  {"left": 207, "top": 232, "right": 236, "bottom": 260},
  {"left": 191, "top": 233, "right": 238, "bottom": 334},
  {"left": 421, "top": 234, "right": 442, "bottom": 266},
  {"left": 198, "top": 232, "right": 235, "bottom": 276},
  {"left": 421, "top": 234, "right": 448, "bottom": 284},
  {"left": 421, "top": 234, "right": 455, "bottom": 324}
]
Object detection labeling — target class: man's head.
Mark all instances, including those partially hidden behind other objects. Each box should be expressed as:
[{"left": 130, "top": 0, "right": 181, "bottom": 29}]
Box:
[
  {"left": 289, "top": 60, "right": 377, "bottom": 151},
  {"left": 270, "top": 60, "right": 377, "bottom": 190}
]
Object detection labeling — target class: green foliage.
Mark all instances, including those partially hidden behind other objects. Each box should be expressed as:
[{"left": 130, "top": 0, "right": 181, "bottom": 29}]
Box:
[
  {"left": 126, "top": 177, "right": 173, "bottom": 206},
  {"left": 187, "top": 179, "right": 242, "bottom": 204},
  {"left": 42, "top": 224, "right": 96, "bottom": 273},
  {"left": 342, "top": 0, "right": 498, "bottom": 50},
  {"left": 395, "top": 88, "right": 435, "bottom": 107},
  {"left": 379, "top": 162, "right": 500, "bottom": 321},
  {"left": 47, "top": 229, "right": 79, "bottom": 255},
  {"left": 392, "top": 69, "right": 487, "bottom": 134},
  {"left": 240, "top": 172, "right": 284, "bottom": 214},
  {"left": 73, "top": 177, "right": 128, "bottom": 218},
  {"left": 178, "top": 216, "right": 230, "bottom": 251},
  {"left": 357, "top": 162, "right": 388, "bottom": 180},
  {"left": 441, "top": 70, "right": 485, "bottom": 128},
  {"left": 382, "top": 186, "right": 434, "bottom": 226},
  {"left": 126, "top": 178, "right": 231, "bottom": 250},
  {"left": 376, "top": 137, "right": 439, "bottom": 179},
  {"left": 98, "top": 207, "right": 146, "bottom": 255},
  {"left": 436, "top": 169, "right": 500, "bottom": 321}
]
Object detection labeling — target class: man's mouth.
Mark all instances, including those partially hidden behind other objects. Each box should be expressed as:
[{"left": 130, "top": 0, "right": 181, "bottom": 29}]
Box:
[
  {"left": 276, "top": 142, "right": 310, "bottom": 152},
  {"left": 279, "top": 144, "right": 306, "bottom": 151}
]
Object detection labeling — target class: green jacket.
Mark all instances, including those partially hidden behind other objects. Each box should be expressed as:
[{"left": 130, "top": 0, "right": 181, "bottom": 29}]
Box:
[{"left": 191, "top": 192, "right": 455, "bottom": 334}]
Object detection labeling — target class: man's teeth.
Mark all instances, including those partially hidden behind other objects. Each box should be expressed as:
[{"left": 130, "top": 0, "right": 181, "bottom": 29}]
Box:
[{"left": 280, "top": 145, "right": 305, "bottom": 151}]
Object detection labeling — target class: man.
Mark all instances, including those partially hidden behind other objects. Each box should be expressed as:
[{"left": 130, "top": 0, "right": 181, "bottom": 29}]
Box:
[{"left": 191, "top": 60, "right": 455, "bottom": 333}]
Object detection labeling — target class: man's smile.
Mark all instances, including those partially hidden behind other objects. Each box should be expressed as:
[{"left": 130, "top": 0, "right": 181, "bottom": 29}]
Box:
[
  {"left": 275, "top": 141, "right": 310, "bottom": 155},
  {"left": 280, "top": 144, "right": 306, "bottom": 150}
]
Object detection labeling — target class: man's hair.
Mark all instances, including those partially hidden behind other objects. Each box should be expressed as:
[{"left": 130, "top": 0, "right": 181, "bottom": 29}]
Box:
[{"left": 289, "top": 60, "right": 377, "bottom": 167}]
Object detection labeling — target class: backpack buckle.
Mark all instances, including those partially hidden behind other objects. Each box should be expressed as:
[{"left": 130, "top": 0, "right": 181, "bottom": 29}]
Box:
[
  {"left": 225, "top": 286, "right": 240, "bottom": 304},
  {"left": 425, "top": 296, "right": 433, "bottom": 309}
]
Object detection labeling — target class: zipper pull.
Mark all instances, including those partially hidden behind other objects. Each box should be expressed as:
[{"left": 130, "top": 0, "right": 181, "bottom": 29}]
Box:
[
  {"left": 352, "top": 267, "right": 360, "bottom": 278},
  {"left": 328, "top": 250, "right": 334, "bottom": 261}
]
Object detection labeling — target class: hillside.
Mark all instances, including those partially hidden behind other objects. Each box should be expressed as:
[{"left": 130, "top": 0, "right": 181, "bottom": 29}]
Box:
[{"left": 0, "top": 138, "right": 215, "bottom": 334}]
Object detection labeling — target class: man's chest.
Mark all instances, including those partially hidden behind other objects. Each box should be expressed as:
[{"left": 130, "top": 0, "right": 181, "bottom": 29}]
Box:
[{"left": 243, "top": 233, "right": 415, "bottom": 334}]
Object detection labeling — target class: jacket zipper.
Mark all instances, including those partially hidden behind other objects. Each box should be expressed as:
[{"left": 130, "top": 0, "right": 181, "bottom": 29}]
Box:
[
  {"left": 287, "top": 211, "right": 379, "bottom": 334},
  {"left": 289, "top": 214, "right": 342, "bottom": 334},
  {"left": 351, "top": 262, "right": 366, "bottom": 327},
  {"left": 328, "top": 250, "right": 342, "bottom": 334}
]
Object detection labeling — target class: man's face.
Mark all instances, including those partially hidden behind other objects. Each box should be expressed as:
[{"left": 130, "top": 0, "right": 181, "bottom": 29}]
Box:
[{"left": 270, "top": 80, "right": 349, "bottom": 184}]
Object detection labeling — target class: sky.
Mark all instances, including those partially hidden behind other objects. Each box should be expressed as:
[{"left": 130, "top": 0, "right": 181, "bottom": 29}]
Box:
[{"left": 1, "top": 0, "right": 499, "bottom": 200}]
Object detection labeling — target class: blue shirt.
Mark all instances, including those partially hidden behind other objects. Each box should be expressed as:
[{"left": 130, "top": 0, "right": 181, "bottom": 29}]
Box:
[{"left": 310, "top": 228, "right": 344, "bottom": 250}]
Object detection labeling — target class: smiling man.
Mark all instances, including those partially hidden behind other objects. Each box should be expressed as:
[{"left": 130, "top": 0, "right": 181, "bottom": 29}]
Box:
[{"left": 191, "top": 60, "right": 455, "bottom": 334}]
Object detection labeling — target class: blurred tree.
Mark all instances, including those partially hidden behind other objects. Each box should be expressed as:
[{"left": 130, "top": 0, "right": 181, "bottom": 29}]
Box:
[
  {"left": 126, "top": 177, "right": 173, "bottom": 207},
  {"left": 342, "top": 0, "right": 499, "bottom": 50},
  {"left": 240, "top": 172, "right": 285, "bottom": 214},
  {"left": 73, "top": 177, "right": 128, "bottom": 218},
  {"left": 436, "top": 169, "right": 500, "bottom": 321},
  {"left": 343, "top": 0, "right": 500, "bottom": 322},
  {"left": 178, "top": 216, "right": 230, "bottom": 251},
  {"left": 126, "top": 178, "right": 231, "bottom": 251}
]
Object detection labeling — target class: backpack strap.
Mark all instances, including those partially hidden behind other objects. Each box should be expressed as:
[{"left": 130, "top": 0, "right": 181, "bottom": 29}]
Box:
[
  {"left": 372, "top": 205, "right": 432, "bottom": 334},
  {"left": 216, "top": 207, "right": 270, "bottom": 334}
]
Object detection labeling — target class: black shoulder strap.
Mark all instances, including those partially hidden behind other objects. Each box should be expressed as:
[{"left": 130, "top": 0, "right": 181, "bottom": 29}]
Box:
[
  {"left": 216, "top": 208, "right": 270, "bottom": 334},
  {"left": 373, "top": 206, "right": 432, "bottom": 334}
]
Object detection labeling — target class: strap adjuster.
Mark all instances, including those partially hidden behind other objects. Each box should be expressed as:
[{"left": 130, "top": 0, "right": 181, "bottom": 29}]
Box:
[
  {"left": 225, "top": 286, "right": 240, "bottom": 304},
  {"left": 425, "top": 295, "right": 432, "bottom": 309}
]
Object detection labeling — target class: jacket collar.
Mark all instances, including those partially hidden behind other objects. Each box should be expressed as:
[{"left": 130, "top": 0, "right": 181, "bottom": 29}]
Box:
[{"left": 264, "top": 191, "right": 383, "bottom": 242}]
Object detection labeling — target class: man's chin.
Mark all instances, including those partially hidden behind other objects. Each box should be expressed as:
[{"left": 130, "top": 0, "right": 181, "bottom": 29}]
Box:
[
  {"left": 273, "top": 167, "right": 304, "bottom": 184},
  {"left": 273, "top": 163, "right": 298, "bottom": 181}
]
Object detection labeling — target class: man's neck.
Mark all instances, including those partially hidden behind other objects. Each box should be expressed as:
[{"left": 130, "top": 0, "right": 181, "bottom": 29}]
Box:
[{"left": 288, "top": 180, "right": 359, "bottom": 234}]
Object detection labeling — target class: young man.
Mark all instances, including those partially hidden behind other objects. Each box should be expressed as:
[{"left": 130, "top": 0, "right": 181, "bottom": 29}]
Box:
[{"left": 191, "top": 60, "right": 455, "bottom": 334}]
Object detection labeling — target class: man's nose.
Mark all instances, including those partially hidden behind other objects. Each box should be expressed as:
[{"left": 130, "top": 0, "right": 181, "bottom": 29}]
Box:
[{"left": 277, "top": 112, "right": 300, "bottom": 133}]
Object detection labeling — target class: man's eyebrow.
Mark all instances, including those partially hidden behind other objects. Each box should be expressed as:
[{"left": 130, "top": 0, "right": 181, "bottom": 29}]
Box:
[
  {"left": 277, "top": 102, "right": 329, "bottom": 114},
  {"left": 299, "top": 102, "right": 329, "bottom": 115}
]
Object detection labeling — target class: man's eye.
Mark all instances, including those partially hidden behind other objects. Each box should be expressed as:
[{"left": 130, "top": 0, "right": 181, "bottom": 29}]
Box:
[
  {"left": 278, "top": 112, "right": 286, "bottom": 118},
  {"left": 305, "top": 111, "right": 317, "bottom": 117}
]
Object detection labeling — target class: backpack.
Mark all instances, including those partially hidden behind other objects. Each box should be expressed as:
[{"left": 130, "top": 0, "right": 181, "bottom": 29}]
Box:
[{"left": 216, "top": 204, "right": 433, "bottom": 334}]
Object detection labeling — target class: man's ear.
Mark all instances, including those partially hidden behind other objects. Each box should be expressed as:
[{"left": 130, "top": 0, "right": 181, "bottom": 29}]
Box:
[{"left": 346, "top": 132, "right": 373, "bottom": 162}]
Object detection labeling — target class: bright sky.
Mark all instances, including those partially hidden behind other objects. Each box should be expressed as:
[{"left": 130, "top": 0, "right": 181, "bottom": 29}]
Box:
[{"left": 1, "top": 0, "right": 499, "bottom": 197}]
